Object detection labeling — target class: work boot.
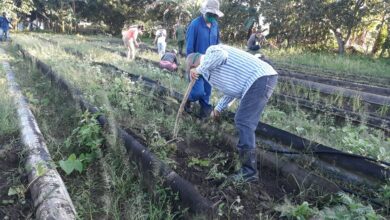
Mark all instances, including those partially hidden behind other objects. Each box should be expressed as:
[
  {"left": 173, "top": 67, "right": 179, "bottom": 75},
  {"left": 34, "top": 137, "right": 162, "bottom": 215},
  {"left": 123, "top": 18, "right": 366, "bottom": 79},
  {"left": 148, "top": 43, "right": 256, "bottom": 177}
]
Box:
[
  {"left": 184, "top": 101, "right": 192, "bottom": 113},
  {"left": 199, "top": 105, "right": 212, "bottom": 119},
  {"left": 229, "top": 149, "right": 259, "bottom": 183}
]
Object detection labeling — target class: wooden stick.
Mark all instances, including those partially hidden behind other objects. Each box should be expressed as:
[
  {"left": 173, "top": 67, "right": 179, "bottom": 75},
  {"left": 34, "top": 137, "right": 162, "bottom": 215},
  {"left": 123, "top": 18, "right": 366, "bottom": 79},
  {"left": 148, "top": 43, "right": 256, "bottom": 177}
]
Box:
[{"left": 173, "top": 79, "right": 196, "bottom": 139}]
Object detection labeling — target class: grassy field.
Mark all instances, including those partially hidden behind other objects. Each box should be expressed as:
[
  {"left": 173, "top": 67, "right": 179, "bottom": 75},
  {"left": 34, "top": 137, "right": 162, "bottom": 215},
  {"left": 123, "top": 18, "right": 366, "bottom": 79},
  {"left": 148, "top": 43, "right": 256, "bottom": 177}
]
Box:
[
  {"left": 4, "top": 33, "right": 390, "bottom": 218},
  {"left": 12, "top": 32, "right": 390, "bottom": 166},
  {"left": 1, "top": 44, "right": 179, "bottom": 219}
]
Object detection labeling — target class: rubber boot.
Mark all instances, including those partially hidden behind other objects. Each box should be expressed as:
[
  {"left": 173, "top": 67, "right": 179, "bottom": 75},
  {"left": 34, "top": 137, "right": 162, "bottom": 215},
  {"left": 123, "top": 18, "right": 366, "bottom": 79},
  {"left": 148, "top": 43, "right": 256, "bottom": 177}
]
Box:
[
  {"left": 199, "top": 105, "right": 212, "bottom": 119},
  {"left": 229, "top": 149, "right": 259, "bottom": 183},
  {"left": 184, "top": 101, "right": 192, "bottom": 113}
]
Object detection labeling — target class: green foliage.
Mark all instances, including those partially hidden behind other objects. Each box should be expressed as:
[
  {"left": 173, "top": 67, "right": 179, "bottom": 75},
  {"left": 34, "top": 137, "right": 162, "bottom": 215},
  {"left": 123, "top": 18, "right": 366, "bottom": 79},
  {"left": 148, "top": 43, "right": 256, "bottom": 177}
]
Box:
[
  {"left": 187, "top": 157, "right": 210, "bottom": 168},
  {"left": 377, "top": 182, "right": 390, "bottom": 213},
  {"left": 319, "top": 193, "right": 383, "bottom": 220},
  {"left": 108, "top": 75, "right": 138, "bottom": 112},
  {"left": 276, "top": 200, "right": 318, "bottom": 220},
  {"left": 59, "top": 153, "right": 83, "bottom": 175},
  {"left": 59, "top": 111, "right": 103, "bottom": 175},
  {"left": 0, "top": 0, "right": 35, "bottom": 18}
]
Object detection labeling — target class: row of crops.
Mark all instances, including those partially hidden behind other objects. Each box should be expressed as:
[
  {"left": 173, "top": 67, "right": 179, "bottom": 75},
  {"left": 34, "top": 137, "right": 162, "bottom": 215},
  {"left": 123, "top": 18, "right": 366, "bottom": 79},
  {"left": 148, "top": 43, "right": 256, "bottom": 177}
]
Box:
[{"left": 0, "top": 33, "right": 389, "bottom": 219}]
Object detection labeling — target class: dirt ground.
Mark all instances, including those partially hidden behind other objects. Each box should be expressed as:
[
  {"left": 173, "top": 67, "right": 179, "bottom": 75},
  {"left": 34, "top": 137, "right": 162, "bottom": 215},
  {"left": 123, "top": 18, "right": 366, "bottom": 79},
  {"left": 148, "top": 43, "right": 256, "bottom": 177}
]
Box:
[
  {"left": 173, "top": 139, "right": 299, "bottom": 219},
  {"left": 0, "top": 136, "right": 33, "bottom": 220}
]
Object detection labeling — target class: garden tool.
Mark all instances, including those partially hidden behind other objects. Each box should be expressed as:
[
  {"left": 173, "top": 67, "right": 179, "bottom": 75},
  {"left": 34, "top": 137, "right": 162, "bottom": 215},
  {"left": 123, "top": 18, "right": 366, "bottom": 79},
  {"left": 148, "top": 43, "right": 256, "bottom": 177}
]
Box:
[{"left": 172, "top": 78, "right": 196, "bottom": 139}]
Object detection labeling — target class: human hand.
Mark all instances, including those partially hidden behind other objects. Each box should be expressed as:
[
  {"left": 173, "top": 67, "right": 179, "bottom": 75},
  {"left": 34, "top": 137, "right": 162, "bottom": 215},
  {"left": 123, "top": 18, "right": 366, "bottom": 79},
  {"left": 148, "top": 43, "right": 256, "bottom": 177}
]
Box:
[
  {"left": 190, "top": 68, "right": 199, "bottom": 80},
  {"left": 210, "top": 109, "right": 220, "bottom": 120}
]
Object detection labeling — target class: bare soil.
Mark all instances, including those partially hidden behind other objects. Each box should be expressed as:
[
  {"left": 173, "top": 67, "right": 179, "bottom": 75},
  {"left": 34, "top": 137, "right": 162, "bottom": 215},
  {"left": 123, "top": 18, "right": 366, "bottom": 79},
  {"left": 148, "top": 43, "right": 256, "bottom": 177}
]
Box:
[{"left": 0, "top": 136, "right": 33, "bottom": 220}]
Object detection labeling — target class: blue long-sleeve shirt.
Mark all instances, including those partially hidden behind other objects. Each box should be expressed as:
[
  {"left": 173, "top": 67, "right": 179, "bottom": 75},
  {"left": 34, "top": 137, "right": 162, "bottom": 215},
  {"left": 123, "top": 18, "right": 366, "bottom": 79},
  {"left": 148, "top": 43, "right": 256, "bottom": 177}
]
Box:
[
  {"left": 0, "top": 16, "right": 10, "bottom": 31},
  {"left": 186, "top": 15, "right": 220, "bottom": 55}
]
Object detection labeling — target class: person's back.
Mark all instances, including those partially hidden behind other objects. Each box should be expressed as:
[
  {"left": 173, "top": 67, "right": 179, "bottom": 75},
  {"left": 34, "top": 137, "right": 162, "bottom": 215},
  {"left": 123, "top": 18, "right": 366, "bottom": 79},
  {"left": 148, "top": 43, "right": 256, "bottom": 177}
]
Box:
[
  {"left": 155, "top": 28, "right": 167, "bottom": 58},
  {"left": 175, "top": 23, "right": 186, "bottom": 55},
  {"left": 0, "top": 13, "right": 10, "bottom": 41},
  {"left": 159, "top": 51, "right": 178, "bottom": 72},
  {"left": 123, "top": 27, "right": 138, "bottom": 41},
  {"left": 156, "top": 29, "right": 167, "bottom": 43},
  {"left": 122, "top": 25, "right": 143, "bottom": 60},
  {"left": 161, "top": 52, "right": 177, "bottom": 64},
  {"left": 247, "top": 33, "right": 261, "bottom": 51}
]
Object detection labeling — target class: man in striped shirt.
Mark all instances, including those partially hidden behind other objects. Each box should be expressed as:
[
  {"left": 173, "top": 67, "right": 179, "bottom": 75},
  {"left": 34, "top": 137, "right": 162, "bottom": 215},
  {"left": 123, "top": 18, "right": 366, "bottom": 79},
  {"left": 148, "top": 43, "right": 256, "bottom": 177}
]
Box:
[{"left": 187, "top": 45, "right": 278, "bottom": 182}]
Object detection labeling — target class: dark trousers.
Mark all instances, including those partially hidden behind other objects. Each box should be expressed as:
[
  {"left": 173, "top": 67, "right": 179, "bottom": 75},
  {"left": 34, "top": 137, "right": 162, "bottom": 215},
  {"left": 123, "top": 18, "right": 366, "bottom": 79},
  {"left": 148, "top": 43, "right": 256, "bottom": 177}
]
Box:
[
  {"left": 178, "top": 40, "right": 184, "bottom": 55},
  {"left": 235, "top": 75, "right": 278, "bottom": 150},
  {"left": 249, "top": 45, "right": 260, "bottom": 51}
]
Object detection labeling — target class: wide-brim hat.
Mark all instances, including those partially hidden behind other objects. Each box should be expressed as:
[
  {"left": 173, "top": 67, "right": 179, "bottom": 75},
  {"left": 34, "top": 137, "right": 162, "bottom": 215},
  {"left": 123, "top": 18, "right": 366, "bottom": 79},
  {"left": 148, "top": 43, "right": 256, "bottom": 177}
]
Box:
[{"left": 200, "top": 0, "right": 224, "bottom": 17}]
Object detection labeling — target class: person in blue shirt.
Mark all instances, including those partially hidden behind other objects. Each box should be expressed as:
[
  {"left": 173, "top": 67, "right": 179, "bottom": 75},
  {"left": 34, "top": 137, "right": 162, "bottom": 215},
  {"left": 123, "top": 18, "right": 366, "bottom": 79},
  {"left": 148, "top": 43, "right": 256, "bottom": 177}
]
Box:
[
  {"left": 0, "top": 12, "right": 11, "bottom": 41},
  {"left": 185, "top": 0, "right": 224, "bottom": 118}
]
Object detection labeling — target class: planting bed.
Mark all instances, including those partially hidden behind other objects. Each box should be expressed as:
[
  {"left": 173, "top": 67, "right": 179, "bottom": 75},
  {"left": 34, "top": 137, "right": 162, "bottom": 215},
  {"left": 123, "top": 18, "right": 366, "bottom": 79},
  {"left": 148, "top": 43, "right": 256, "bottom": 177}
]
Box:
[
  {"left": 28, "top": 33, "right": 386, "bottom": 165},
  {"left": 94, "top": 41, "right": 390, "bottom": 132},
  {"left": 10, "top": 34, "right": 390, "bottom": 218}
]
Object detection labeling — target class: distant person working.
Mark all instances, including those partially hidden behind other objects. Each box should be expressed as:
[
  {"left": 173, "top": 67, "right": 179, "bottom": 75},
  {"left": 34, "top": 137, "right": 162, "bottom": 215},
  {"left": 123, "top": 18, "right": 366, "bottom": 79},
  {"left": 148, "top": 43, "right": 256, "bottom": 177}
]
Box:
[
  {"left": 159, "top": 50, "right": 179, "bottom": 72},
  {"left": 174, "top": 20, "right": 186, "bottom": 56},
  {"left": 122, "top": 25, "right": 143, "bottom": 60},
  {"left": 247, "top": 31, "right": 266, "bottom": 52},
  {"left": 0, "top": 12, "right": 11, "bottom": 41},
  {"left": 154, "top": 26, "right": 167, "bottom": 58}
]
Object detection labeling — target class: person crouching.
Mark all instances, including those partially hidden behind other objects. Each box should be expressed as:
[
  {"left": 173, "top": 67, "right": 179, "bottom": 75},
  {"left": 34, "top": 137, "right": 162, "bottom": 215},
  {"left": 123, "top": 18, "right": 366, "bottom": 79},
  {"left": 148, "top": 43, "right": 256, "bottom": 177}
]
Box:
[{"left": 159, "top": 50, "right": 179, "bottom": 72}]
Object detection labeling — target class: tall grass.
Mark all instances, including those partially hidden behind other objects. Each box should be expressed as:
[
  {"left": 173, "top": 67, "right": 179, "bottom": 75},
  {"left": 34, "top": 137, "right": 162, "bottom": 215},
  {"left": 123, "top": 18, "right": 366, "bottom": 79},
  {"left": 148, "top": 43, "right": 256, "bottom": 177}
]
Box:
[
  {"left": 0, "top": 52, "right": 18, "bottom": 136},
  {"left": 263, "top": 47, "right": 390, "bottom": 79}
]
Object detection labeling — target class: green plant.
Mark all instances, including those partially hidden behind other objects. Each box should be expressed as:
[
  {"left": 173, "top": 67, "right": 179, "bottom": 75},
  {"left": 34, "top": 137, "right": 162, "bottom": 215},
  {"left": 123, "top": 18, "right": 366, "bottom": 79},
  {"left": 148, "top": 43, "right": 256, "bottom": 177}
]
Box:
[
  {"left": 59, "top": 154, "right": 83, "bottom": 175},
  {"left": 60, "top": 111, "right": 103, "bottom": 175},
  {"left": 377, "top": 182, "right": 390, "bottom": 214},
  {"left": 275, "top": 200, "right": 318, "bottom": 220},
  {"left": 188, "top": 157, "right": 211, "bottom": 168},
  {"left": 319, "top": 193, "right": 383, "bottom": 220}
]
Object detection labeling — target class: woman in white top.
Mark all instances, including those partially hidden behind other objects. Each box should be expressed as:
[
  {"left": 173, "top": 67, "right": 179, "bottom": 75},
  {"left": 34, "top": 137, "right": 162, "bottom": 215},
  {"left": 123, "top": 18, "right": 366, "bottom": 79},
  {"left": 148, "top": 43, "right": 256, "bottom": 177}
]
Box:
[{"left": 154, "top": 25, "right": 167, "bottom": 58}]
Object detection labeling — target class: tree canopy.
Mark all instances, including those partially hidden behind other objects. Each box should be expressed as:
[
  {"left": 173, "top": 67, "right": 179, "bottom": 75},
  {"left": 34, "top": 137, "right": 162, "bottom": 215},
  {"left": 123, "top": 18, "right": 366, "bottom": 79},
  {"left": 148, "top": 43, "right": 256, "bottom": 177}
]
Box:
[{"left": 2, "top": 0, "right": 389, "bottom": 56}]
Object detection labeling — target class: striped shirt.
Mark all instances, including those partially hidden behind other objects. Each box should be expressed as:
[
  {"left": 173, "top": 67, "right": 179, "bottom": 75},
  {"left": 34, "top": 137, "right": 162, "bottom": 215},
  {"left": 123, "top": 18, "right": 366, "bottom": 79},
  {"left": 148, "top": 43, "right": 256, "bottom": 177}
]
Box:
[{"left": 196, "top": 45, "right": 278, "bottom": 112}]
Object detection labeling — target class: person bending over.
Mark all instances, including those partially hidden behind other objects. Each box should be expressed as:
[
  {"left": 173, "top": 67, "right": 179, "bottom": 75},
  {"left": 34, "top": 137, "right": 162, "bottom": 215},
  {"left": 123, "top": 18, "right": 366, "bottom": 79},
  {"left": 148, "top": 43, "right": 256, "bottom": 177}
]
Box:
[{"left": 187, "top": 44, "right": 278, "bottom": 183}]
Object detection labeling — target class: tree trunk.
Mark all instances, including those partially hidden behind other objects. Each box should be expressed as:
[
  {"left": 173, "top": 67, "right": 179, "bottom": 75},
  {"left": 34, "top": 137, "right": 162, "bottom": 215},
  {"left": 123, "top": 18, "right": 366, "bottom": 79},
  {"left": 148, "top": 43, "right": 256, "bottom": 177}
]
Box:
[
  {"left": 371, "top": 17, "right": 386, "bottom": 55},
  {"left": 333, "top": 28, "right": 345, "bottom": 54}
]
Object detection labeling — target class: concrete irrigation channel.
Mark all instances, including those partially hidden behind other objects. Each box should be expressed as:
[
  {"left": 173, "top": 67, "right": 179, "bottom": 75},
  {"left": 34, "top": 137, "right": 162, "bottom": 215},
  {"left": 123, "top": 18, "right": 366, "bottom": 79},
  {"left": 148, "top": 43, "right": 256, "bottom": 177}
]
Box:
[
  {"left": 13, "top": 41, "right": 385, "bottom": 218},
  {"left": 1, "top": 48, "right": 77, "bottom": 219}
]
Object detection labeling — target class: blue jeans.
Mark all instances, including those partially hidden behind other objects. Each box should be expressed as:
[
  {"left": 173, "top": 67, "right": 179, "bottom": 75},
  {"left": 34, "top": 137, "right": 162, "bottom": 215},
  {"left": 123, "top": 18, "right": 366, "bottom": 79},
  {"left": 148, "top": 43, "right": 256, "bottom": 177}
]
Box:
[
  {"left": 235, "top": 75, "right": 278, "bottom": 150},
  {"left": 188, "top": 76, "right": 212, "bottom": 109},
  {"left": 157, "top": 42, "right": 166, "bottom": 58}
]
